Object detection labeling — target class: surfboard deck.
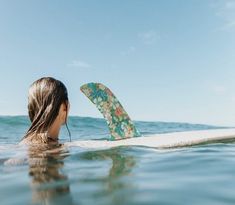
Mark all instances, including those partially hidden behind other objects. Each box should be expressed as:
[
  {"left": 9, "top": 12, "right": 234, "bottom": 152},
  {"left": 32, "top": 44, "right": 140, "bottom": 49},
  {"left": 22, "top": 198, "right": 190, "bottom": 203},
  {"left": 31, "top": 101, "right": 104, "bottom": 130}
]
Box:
[{"left": 66, "top": 128, "right": 235, "bottom": 149}]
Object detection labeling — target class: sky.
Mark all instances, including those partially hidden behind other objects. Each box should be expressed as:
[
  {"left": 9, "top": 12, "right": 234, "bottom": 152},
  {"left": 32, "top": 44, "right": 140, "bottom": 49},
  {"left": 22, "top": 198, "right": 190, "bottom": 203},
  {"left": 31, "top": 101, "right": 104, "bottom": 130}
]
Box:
[{"left": 0, "top": 0, "right": 235, "bottom": 126}]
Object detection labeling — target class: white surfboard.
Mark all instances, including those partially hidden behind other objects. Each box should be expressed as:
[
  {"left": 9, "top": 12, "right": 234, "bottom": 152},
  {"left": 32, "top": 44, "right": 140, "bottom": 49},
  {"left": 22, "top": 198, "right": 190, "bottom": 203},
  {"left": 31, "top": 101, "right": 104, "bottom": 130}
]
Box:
[{"left": 66, "top": 128, "right": 235, "bottom": 149}]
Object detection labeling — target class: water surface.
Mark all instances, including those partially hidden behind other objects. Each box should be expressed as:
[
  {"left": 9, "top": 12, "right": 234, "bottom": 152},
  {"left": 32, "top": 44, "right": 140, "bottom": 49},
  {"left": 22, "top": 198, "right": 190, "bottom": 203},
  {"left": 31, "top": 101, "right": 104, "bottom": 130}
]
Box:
[{"left": 0, "top": 116, "right": 234, "bottom": 205}]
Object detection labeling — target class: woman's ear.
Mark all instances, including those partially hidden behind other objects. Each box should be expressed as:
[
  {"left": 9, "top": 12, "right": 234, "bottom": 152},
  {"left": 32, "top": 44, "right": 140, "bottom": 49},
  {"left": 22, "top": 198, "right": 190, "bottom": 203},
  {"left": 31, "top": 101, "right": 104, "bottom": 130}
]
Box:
[
  {"left": 58, "top": 103, "right": 67, "bottom": 125},
  {"left": 63, "top": 103, "right": 67, "bottom": 111},
  {"left": 61, "top": 101, "right": 69, "bottom": 112},
  {"left": 62, "top": 101, "right": 70, "bottom": 123},
  {"left": 66, "top": 101, "right": 70, "bottom": 112}
]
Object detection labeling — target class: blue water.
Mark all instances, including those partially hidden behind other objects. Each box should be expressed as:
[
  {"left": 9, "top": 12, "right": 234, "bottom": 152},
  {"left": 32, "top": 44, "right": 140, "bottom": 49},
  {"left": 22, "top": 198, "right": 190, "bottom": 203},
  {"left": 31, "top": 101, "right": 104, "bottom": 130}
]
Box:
[{"left": 1, "top": 116, "right": 235, "bottom": 205}]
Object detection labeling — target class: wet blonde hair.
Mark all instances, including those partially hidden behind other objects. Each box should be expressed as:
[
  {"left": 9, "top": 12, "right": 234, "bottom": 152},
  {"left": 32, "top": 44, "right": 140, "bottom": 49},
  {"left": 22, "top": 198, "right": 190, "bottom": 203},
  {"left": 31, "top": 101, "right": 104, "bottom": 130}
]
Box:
[{"left": 22, "top": 77, "right": 69, "bottom": 143}]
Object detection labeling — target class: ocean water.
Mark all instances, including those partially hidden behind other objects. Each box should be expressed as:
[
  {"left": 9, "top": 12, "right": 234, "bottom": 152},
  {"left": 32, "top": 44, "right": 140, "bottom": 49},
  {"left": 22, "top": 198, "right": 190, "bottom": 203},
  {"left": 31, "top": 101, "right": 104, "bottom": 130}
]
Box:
[{"left": 1, "top": 116, "right": 235, "bottom": 205}]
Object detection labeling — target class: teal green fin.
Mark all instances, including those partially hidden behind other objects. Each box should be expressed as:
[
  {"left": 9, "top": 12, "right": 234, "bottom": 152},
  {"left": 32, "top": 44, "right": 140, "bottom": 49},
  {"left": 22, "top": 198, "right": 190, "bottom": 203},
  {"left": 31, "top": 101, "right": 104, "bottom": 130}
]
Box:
[{"left": 80, "top": 83, "right": 141, "bottom": 140}]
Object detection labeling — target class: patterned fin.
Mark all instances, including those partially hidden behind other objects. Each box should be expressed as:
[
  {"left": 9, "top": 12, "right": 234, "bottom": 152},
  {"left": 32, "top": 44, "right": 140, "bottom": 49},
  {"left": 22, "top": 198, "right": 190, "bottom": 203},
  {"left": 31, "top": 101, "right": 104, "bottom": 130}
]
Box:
[{"left": 80, "top": 83, "right": 141, "bottom": 140}]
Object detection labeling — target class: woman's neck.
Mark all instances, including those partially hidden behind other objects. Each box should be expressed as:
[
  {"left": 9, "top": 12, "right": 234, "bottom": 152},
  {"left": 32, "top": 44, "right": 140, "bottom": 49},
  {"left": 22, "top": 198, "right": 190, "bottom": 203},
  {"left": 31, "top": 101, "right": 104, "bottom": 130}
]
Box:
[
  {"left": 48, "top": 119, "right": 61, "bottom": 140},
  {"left": 48, "top": 127, "right": 60, "bottom": 140}
]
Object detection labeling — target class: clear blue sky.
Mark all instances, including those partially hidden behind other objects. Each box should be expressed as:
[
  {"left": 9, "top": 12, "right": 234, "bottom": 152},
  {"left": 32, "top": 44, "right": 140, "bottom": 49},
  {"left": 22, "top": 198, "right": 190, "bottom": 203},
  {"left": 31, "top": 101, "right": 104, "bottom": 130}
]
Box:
[{"left": 0, "top": 0, "right": 235, "bottom": 126}]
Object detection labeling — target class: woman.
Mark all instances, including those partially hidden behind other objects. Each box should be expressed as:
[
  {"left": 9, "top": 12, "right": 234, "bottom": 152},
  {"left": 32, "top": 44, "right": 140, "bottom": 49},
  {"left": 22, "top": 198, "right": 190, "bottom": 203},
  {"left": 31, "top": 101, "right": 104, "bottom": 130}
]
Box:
[{"left": 20, "top": 77, "right": 70, "bottom": 145}]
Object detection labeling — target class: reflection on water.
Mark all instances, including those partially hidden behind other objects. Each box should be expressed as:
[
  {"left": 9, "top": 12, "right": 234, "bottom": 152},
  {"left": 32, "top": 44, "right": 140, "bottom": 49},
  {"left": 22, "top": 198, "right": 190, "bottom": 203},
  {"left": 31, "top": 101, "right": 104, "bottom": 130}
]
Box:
[
  {"left": 27, "top": 144, "right": 74, "bottom": 205},
  {"left": 80, "top": 148, "right": 136, "bottom": 177},
  {"left": 27, "top": 145, "right": 137, "bottom": 205},
  {"left": 78, "top": 148, "right": 137, "bottom": 205}
]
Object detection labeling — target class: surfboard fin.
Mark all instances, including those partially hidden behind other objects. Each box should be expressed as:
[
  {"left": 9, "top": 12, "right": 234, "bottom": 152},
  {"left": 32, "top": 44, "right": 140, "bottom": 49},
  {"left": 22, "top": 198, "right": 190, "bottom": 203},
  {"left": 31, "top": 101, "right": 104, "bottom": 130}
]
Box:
[{"left": 80, "top": 83, "right": 141, "bottom": 140}]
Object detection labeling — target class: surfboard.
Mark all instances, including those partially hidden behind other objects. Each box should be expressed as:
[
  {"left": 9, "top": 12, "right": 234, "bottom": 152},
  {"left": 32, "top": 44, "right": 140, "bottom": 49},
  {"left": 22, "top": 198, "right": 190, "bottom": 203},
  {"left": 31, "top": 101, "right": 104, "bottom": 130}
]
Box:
[
  {"left": 66, "top": 128, "right": 235, "bottom": 149},
  {"left": 77, "top": 82, "right": 235, "bottom": 149}
]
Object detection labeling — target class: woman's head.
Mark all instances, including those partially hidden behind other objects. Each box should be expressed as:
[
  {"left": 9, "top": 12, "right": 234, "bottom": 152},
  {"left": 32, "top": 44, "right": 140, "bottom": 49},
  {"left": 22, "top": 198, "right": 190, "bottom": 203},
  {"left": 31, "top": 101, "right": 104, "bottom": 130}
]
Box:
[{"left": 24, "top": 77, "right": 69, "bottom": 142}]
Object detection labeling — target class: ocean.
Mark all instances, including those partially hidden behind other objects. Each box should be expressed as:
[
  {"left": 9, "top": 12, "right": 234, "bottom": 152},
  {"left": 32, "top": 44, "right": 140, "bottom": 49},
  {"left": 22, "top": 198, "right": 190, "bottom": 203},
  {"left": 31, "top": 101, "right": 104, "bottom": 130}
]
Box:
[{"left": 1, "top": 116, "right": 235, "bottom": 205}]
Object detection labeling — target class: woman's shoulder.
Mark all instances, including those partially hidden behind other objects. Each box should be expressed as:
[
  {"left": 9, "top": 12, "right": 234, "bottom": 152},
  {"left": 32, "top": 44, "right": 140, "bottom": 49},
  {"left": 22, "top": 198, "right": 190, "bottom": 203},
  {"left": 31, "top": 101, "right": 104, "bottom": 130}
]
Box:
[
  {"left": 19, "top": 134, "right": 62, "bottom": 148},
  {"left": 19, "top": 134, "right": 47, "bottom": 145}
]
